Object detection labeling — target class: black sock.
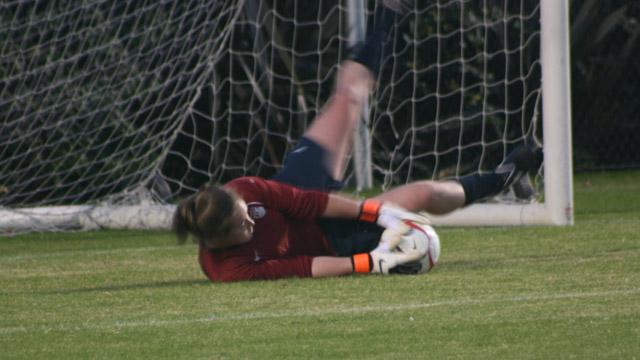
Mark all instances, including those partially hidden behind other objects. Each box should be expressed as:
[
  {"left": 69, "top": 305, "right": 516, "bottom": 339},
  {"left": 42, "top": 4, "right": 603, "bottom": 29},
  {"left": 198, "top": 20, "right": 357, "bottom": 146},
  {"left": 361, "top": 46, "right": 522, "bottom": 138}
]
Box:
[
  {"left": 349, "top": 6, "right": 397, "bottom": 76},
  {"left": 457, "top": 172, "right": 509, "bottom": 206}
]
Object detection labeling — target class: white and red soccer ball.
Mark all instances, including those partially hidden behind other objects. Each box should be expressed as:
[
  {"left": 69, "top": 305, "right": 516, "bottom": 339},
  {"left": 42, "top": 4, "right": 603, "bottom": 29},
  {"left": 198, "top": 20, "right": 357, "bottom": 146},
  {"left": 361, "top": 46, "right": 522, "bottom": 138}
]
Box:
[{"left": 397, "top": 221, "right": 441, "bottom": 273}]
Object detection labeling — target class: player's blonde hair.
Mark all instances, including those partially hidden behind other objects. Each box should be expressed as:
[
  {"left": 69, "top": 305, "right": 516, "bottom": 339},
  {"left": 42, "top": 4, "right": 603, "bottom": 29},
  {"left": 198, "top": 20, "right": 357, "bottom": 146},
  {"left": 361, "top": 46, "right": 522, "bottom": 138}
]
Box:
[{"left": 173, "top": 183, "right": 240, "bottom": 246}]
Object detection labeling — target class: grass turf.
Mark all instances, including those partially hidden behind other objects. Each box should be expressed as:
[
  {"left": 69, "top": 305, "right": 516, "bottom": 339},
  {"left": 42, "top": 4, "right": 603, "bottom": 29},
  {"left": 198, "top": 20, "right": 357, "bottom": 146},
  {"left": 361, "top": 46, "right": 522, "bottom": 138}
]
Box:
[{"left": 1, "top": 171, "right": 639, "bottom": 359}]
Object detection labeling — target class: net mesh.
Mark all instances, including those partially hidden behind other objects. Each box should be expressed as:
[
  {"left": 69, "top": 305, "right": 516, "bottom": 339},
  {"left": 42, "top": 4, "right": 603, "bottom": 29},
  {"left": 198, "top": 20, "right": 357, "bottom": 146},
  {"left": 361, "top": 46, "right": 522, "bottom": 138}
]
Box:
[
  {"left": 0, "top": 0, "right": 544, "bottom": 231},
  {"left": 165, "top": 0, "right": 543, "bottom": 196},
  {"left": 0, "top": 0, "right": 241, "bottom": 207},
  {"left": 372, "top": 1, "right": 542, "bottom": 187}
]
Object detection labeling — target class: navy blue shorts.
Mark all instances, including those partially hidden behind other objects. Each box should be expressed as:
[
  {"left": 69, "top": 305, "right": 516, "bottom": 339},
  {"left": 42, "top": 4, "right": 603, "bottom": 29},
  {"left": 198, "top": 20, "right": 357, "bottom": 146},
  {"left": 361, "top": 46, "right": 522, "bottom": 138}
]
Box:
[
  {"left": 271, "top": 137, "right": 344, "bottom": 191},
  {"left": 272, "top": 137, "right": 383, "bottom": 256}
]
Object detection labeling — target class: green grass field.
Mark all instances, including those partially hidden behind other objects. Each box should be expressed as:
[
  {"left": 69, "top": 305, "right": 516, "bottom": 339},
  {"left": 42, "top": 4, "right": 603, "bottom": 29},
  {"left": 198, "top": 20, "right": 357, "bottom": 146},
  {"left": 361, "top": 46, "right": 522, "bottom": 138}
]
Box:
[{"left": 1, "top": 171, "right": 639, "bottom": 359}]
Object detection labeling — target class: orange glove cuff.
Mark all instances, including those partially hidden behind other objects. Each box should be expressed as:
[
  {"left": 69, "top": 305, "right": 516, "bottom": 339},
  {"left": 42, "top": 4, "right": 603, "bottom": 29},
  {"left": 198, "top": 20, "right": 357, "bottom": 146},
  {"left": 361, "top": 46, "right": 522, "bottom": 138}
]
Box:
[
  {"left": 358, "top": 199, "right": 382, "bottom": 223},
  {"left": 351, "top": 253, "right": 372, "bottom": 273}
]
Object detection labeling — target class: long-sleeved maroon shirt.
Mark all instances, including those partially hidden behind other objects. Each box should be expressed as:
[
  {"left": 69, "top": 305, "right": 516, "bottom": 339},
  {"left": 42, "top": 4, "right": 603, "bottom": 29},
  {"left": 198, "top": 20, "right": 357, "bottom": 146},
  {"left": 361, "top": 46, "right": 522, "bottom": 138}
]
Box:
[{"left": 198, "top": 176, "right": 335, "bottom": 282}]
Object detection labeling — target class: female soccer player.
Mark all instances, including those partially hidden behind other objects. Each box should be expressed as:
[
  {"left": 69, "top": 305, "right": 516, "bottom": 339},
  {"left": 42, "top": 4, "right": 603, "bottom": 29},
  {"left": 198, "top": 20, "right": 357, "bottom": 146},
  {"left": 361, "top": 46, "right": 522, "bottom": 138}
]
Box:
[{"left": 173, "top": 2, "right": 542, "bottom": 282}]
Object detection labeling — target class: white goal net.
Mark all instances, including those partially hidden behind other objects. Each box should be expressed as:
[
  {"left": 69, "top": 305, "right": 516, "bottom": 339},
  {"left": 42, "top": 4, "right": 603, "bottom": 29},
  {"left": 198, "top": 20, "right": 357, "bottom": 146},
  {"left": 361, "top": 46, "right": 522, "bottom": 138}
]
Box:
[{"left": 0, "top": 0, "right": 572, "bottom": 233}]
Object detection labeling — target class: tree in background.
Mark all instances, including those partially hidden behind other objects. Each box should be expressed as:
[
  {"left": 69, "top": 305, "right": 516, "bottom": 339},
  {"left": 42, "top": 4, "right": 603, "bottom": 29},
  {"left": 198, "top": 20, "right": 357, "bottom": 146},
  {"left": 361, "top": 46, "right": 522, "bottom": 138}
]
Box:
[{"left": 571, "top": 0, "right": 640, "bottom": 170}]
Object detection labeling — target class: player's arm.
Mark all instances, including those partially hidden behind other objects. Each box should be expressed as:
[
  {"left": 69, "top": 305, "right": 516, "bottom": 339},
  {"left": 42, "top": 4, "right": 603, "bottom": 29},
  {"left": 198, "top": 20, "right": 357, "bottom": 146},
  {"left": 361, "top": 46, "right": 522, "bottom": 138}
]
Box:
[
  {"left": 313, "top": 225, "right": 426, "bottom": 277},
  {"left": 203, "top": 224, "right": 428, "bottom": 281},
  {"left": 311, "top": 257, "right": 354, "bottom": 277},
  {"left": 214, "top": 256, "right": 352, "bottom": 281},
  {"left": 322, "top": 193, "right": 360, "bottom": 218},
  {"left": 214, "top": 253, "right": 418, "bottom": 281},
  {"left": 240, "top": 178, "right": 330, "bottom": 219},
  {"left": 324, "top": 194, "right": 430, "bottom": 232},
  {"left": 211, "top": 229, "right": 425, "bottom": 281},
  {"left": 233, "top": 254, "right": 413, "bottom": 279},
  {"left": 251, "top": 178, "right": 428, "bottom": 230}
]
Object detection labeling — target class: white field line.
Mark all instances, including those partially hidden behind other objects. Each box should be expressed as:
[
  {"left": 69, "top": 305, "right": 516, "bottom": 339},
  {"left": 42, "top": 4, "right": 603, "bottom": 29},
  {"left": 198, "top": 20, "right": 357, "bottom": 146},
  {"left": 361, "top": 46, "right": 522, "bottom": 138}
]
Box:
[{"left": 1, "top": 288, "right": 639, "bottom": 336}]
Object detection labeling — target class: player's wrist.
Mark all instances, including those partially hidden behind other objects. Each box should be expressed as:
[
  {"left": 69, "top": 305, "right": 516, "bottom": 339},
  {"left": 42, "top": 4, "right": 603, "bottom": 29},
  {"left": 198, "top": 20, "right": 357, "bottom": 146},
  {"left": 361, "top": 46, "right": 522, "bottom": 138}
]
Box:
[
  {"left": 351, "top": 253, "right": 373, "bottom": 273},
  {"left": 358, "top": 198, "right": 382, "bottom": 223},
  {"left": 358, "top": 199, "right": 410, "bottom": 229}
]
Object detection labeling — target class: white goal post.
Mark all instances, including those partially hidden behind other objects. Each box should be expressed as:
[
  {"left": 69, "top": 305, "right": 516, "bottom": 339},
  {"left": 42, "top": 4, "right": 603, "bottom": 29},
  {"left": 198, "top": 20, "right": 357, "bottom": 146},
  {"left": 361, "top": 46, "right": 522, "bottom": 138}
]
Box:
[
  {"left": 0, "top": 0, "right": 572, "bottom": 233},
  {"left": 431, "top": 0, "right": 573, "bottom": 226}
]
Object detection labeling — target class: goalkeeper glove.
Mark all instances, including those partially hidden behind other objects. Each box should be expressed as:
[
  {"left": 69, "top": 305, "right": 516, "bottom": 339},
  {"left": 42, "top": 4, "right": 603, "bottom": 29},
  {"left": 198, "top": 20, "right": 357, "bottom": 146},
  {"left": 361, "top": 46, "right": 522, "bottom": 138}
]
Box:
[
  {"left": 351, "top": 225, "right": 425, "bottom": 275},
  {"left": 358, "top": 199, "right": 430, "bottom": 231}
]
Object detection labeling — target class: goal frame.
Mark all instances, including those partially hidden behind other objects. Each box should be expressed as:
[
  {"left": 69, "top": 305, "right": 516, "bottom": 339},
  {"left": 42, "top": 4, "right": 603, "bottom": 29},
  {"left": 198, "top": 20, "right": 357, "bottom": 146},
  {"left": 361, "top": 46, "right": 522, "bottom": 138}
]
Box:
[
  {"left": 428, "top": 0, "right": 573, "bottom": 226},
  {"left": 0, "top": 0, "right": 573, "bottom": 233}
]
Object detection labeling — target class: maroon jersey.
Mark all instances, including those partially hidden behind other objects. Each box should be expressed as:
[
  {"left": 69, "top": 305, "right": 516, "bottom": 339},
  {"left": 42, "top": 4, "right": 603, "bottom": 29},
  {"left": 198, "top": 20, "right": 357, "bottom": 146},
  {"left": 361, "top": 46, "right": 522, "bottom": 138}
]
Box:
[{"left": 198, "top": 177, "right": 334, "bottom": 282}]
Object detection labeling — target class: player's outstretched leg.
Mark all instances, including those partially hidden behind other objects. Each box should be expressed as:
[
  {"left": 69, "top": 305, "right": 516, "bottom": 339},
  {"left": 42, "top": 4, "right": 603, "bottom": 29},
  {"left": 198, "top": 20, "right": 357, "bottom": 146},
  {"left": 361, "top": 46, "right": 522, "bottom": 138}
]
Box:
[
  {"left": 458, "top": 144, "right": 543, "bottom": 204},
  {"left": 348, "top": 0, "right": 407, "bottom": 78},
  {"left": 302, "top": 0, "right": 408, "bottom": 181},
  {"left": 373, "top": 144, "right": 542, "bottom": 216}
]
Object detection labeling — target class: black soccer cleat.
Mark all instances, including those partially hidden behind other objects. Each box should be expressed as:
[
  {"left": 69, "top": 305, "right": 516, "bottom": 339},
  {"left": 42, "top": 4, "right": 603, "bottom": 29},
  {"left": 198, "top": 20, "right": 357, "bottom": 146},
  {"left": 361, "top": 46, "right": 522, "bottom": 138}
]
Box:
[
  {"left": 495, "top": 144, "right": 543, "bottom": 194},
  {"left": 512, "top": 172, "right": 535, "bottom": 200}
]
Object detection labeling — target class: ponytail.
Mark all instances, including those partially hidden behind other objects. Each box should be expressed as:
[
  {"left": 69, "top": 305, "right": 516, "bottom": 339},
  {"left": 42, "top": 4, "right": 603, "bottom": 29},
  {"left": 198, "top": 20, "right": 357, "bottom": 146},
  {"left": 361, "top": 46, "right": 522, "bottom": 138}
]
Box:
[{"left": 173, "top": 195, "right": 197, "bottom": 244}]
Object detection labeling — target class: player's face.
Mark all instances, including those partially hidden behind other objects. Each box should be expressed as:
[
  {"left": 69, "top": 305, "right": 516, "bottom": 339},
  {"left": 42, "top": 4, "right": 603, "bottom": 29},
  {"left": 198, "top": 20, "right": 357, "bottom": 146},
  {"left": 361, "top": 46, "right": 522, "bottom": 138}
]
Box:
[
  {"left": 228, "top": 199, "right": 255, "bottom": 243},
  {"left": 206, "top": 199, "right": 255, "bottom": 249}
]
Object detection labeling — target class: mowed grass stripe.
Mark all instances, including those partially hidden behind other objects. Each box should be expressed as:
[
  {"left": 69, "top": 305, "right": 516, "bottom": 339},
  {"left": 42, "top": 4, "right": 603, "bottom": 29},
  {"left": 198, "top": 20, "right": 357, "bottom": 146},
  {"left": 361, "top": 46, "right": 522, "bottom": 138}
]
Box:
[
  {"left": 0, "top": 244, "right": 184, "bottom": 263},
  {"left": 1, "top": 171, "right": 639, "bottom": 359},
  {"left": 0, "top": 249, "right": 634, "bottom": 281},
  {"left": 1, "top": 287, "right": 638, "bottom": 335}
]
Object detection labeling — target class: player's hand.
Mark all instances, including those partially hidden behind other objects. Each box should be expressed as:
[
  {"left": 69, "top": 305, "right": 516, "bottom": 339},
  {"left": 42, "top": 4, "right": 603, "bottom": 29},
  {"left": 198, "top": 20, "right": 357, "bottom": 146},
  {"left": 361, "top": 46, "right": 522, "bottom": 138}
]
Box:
[
  {"left": 369, "top": 241, "right": 424, "bottom": 275},
  {"left": 377, "top": 203, "right": 430, "bottom": 228},
  {"left": 358, "top": 199, "right": 431, "bottom": 229},
  {"left": 351, "top": 226, "right": 425, "bottom": 275},
  {"left": 378, "top": 219, "right": 411, "bottom": 248}
]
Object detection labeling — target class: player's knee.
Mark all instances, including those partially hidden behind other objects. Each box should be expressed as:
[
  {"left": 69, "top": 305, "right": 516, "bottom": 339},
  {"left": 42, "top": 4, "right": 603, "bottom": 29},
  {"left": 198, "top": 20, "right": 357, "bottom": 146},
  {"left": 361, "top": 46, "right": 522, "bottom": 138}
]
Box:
[
  {"left": 418, "top": 181, "right": 459, "bottom": 215},
  {"left": 417, "top": 181, "right": 439, "bottom": 205}
]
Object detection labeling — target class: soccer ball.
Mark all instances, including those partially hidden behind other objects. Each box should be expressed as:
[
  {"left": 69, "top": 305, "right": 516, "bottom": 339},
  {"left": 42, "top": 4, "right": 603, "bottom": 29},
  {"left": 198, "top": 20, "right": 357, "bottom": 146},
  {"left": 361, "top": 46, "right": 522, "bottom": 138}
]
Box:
[{"left": 396, "top": 221, "right": 441, "bottom": 273}]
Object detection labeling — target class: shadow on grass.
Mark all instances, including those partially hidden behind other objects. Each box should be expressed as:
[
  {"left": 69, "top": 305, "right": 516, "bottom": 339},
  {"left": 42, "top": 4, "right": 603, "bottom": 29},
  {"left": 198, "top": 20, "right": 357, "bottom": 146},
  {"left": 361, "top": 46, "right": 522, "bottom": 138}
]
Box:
[{"left": 36, "top": 278, "right": 211, "bottom": 295}]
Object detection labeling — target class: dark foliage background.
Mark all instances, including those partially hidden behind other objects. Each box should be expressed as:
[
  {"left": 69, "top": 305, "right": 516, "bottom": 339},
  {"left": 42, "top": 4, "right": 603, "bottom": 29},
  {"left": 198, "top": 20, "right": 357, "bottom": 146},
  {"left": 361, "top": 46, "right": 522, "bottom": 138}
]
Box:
[
  {"left": 1, "top": 0, "right": 638, "bottom": 207},
  {"left": 570, "top": 0, "right": 640, "bottom": 170},
  {"left": 0, "top": 0, "right": 238, "bottom": 206},
  {"left": 164, "top": 0, "right": 545, "bottom": 194}
]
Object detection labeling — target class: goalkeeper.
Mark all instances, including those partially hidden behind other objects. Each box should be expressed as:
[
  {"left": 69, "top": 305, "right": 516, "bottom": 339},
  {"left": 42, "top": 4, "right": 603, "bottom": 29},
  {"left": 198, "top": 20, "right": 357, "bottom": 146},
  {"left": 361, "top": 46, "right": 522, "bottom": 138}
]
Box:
[{"left": 173, "top": 1, "right": 542, "bottom": 282}]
